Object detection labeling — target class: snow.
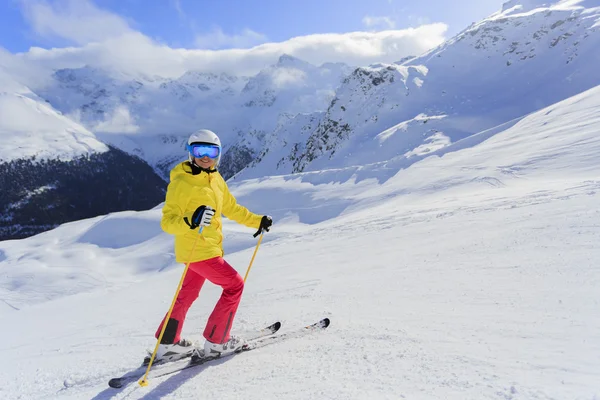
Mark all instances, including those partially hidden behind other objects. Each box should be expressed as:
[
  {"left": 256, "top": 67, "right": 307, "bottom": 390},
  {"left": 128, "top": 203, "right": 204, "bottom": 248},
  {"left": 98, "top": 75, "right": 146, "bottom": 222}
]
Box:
[
  {"left": 500, "top": 0, "right": 600, "bottom": 16},
  {"left": 231, "top": 0, "right": 600, "bottom": 180},
  {"left": 1, "top": 1, "right": 600, "bottom": 397},
  {"left": 1, "top": 80, "right": 599, "bottom": 399},
  {"left": 2, "top": 0, "right": 598, "bottom": 181},
  {"left": 0, "top": 70, "right": 108, "bottom": 163},
  {"left": 0, "top": 56, "right": 352, "bottom": 178}
]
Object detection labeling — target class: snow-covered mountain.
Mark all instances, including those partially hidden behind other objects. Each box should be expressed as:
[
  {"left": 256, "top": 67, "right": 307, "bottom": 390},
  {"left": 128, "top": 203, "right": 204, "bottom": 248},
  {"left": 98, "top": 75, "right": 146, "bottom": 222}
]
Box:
[
  {"left": 43, "top": 67, "right": 246, "bottom": 135},
  {"left": 0, "top": 71, "right": 166, "bottom": 240},
  {"left": 26, "top": 1, "right": 600, "bottom": 184},
  {"left": 32, "top": 55, "right": 353, "bottom": 179},
  {"left": 234, "top": 0, "right": 600, "bottom": 179},
  {"left": 2, "top": 0, "right": 599, "bottom": 241},
  {"left": 1, "top": 82, "right": 598, "bottom": 399},
  {"left": 0, "top": 55, "right": 352, "bottom": 240},
  {"left": 0, "top": 69, "right": 108, "bottom": 163},
  {"left": 219, "top": 56, "right": 353, "bottom": 178}
]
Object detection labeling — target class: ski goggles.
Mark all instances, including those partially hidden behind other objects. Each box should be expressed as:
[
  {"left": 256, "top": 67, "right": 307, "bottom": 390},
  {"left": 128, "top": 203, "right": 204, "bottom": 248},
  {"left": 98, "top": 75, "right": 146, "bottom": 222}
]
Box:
[{"left": 187, "top": 143, "right": 220, "bottom": 159}]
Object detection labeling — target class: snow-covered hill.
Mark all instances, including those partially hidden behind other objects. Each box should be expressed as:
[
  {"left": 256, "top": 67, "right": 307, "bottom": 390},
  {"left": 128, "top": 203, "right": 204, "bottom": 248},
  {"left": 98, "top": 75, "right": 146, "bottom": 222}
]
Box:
[
  {"left": 235, "top": 0, "right": 600, "bottom": 179},
  {"left": 0, "top": 70, "right": 108, "bottom": 163},
  {"left": 0, "top": 81, "right": 599, "bottom": 399},
  {"left": 0, "top": 71, "right": 167, "bottom": 240}
]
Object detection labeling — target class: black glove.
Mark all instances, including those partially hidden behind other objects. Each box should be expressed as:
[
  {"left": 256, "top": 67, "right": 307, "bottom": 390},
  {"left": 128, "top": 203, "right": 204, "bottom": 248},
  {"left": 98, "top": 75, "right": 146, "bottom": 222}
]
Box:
[
  {"left": 184, "top": 205, "right": 215, "bottom": 230},
  {"left": 254, "top": 215, "right": 272, "bottom": 237}
]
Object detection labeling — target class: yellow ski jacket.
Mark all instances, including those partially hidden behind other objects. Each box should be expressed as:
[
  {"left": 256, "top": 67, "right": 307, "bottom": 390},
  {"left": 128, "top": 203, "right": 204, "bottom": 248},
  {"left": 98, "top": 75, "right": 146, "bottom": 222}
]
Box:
[{"left": 161, "top": 161, "right": 263, "bottom": 263}]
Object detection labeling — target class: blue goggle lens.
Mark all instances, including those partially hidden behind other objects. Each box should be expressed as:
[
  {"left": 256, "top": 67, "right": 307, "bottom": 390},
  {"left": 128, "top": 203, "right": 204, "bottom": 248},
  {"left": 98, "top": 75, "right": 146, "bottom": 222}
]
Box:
[{"left": 187, "top": 144, "right": 220, "bottom": 159}]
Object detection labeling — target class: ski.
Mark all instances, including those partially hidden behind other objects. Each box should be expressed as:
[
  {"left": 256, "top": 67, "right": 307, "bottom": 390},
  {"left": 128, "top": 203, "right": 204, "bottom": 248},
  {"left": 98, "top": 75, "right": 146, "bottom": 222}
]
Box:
[
  {"left": 109, "top": 321, "right": 282, "bottom": 389},
  {"left": 241, "top": 317, "right": 330, "bottom": 352},
  {"left": 141, "top": 321, "right": 282, "bottom": 366},
  {"left": 108, "top": 318, "right": 329, "bottom": 389}
]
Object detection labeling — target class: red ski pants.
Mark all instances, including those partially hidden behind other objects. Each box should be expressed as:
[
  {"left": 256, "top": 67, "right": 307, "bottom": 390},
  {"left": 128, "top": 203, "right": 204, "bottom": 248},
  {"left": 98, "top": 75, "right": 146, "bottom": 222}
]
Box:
[{"left": 155, "top": 256, "right": 244, "bottom": 345}]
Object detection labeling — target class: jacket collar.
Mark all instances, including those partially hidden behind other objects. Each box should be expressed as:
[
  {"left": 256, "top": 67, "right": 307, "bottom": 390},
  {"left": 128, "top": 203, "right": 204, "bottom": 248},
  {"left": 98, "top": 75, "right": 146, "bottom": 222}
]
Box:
[{"left": 188, "top": 161, "right": 217, "bottom": 175}]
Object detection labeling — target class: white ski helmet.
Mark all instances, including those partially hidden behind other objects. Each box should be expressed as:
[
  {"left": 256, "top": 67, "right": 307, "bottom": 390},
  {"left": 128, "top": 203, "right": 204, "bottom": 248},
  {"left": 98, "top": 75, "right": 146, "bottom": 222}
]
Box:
[{"left": 187, "top": 129, "right": 222, "bottom": 166}]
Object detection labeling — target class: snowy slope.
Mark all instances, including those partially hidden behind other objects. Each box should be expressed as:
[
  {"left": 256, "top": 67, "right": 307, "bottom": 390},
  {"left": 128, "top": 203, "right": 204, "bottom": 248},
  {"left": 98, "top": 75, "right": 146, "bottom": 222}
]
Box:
[
  {"left": 0, "top": 83, "right": 598, "bottom": 399},
  {"left": 236, "top": 0, "right": 600, "bottom": 179},
  {"left": 0, "top": 70, "right": 108, "bottom": 163}
]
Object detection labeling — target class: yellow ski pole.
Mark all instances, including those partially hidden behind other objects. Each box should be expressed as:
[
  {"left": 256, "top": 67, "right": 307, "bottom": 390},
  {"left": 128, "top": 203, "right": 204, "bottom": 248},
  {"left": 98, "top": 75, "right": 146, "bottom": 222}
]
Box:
[
  {"left": 243, "top": 233, "right": 264, "bottom": 283},
  {"left": 139, "top": 227, "right": 203, "bottom": 387}
]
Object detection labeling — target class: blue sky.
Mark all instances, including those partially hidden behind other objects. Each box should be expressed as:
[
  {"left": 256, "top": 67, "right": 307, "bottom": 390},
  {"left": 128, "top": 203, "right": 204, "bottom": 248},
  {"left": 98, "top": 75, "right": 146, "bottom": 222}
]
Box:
[{"left": 1, "top": 0, "right": 503, "bottom": 52}]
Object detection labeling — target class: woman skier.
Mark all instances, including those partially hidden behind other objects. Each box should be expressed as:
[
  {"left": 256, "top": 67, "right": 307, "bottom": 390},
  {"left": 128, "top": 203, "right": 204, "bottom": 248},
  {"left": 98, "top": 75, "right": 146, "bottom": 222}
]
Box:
[{"left": 154, "top": 129, "right": 272, "bottom": 362}]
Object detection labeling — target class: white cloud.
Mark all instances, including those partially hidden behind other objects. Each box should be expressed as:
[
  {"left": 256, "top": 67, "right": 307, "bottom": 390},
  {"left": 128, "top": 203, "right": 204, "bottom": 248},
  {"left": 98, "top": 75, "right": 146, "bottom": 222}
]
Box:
[
  {"left": 195, "top": 28, "right": 268, "bottom": 50},
  {"left": 20, "top": 0, "right": 133, "bottom": 45},
  {"left": 362, "top": 15, "right": 397, "bottom": 30},
  {"left": 271, "top": 68, "right": 307, "bottom": 88},
  {"left": 90, "top": 106, "right": 139, "bottom": 134},
  {"left": 10, "top": 24, "right": 447, "bottom": 82},
  {"left": 3, "top": 0, "right": 448, "bottom": 83},
  {"left": 0, "top": 47, "right": 49, "bottom": 88}
]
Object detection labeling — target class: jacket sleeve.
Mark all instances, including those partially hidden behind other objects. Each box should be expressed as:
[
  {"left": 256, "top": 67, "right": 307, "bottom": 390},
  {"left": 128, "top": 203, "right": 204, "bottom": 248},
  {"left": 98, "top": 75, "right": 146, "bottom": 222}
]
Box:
[
  {"left": 222, "top": 181, "right": 263, "bottom": 229},
  {"left": 160, "top": 180, "right": 191, "bottom": 235}
]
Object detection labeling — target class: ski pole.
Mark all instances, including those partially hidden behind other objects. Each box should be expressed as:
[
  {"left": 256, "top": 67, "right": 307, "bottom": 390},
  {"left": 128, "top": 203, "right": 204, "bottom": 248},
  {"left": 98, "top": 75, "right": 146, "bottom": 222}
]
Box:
[
  {"left": 139, "top": 226, "right": 203, "bottom": 387},
  {"left": 243, "top": 233, "right": 264, "bottom": 283}
]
